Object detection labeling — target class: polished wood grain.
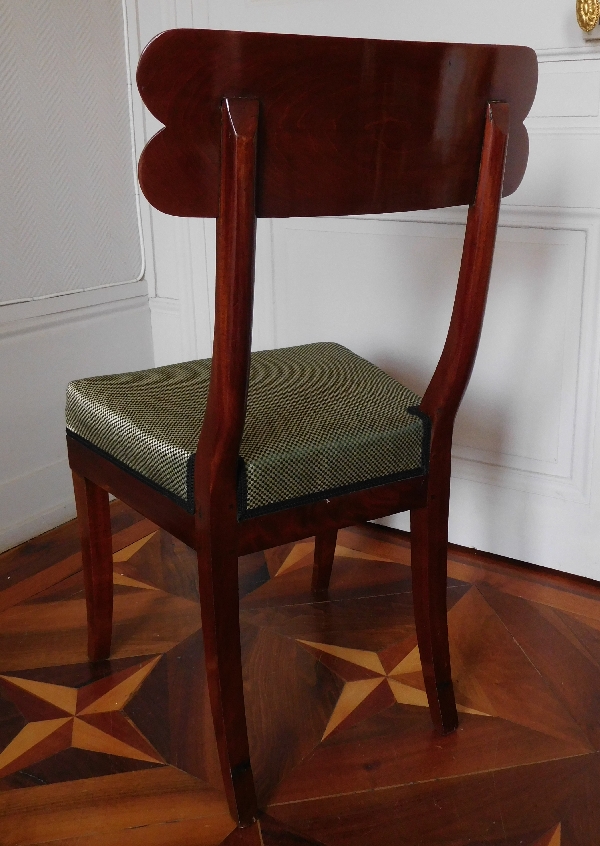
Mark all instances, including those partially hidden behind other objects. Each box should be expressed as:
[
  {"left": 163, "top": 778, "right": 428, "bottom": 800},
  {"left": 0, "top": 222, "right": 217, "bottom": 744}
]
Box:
[
  {"left": 66, "top": 436, "right": 429, "bottom": 557},
  {"left": 137, "top": 29, "right": 537, "bottom": 217},
  {"left": 194, "top": 97, "right": 260, "bottom": 827},
  {"left": 67, "top": 437, "right": 195, "bottom": 548},
  {"left": 274, "top": 755, "right": 580, "bottom": 846},
  {"left": 410, "top": 101, "right": 509, "bottom": 734},
  {"left": 68, "top": 29, "right": 539, "bottom": 833},
  {"left": 3, "top": 512, "right": 600, "bottom": 844},
  {"left": 0, "top": 520, "right": 156, "bottom": 618},
  {"left": 0, "top": 500, "right": 143, "bottom": 595},
  {"left": 311, "top": 530, "right": 338, "bottom": 595},
  {"left": 238, "top": 475, "right": 428, "bottom": 555},
  {"left": 72, "top": 473, "right": 114, "bottom": 662},
  {"left": 221, "top": 813, "right": 328, "bottom": 845},
  {"left": 0, "top": 768, "right": 234, "bottom": 846}
]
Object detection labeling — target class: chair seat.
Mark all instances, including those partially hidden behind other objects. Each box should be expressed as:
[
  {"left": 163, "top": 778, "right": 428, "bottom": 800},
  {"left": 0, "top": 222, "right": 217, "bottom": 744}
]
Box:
[{"left": 66, "top": 342, "right": 427, "bottom": 518}]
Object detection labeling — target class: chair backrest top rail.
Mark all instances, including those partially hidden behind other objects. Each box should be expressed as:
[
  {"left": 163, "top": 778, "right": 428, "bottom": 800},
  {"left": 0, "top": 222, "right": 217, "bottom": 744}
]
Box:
[{"left": 137, "top": 28, "right": 537, "bottom": 219}]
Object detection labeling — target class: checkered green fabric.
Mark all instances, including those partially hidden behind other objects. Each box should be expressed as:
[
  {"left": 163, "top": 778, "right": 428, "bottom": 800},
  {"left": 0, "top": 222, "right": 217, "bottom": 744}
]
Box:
[{"left": 66, "top": 342, "right": 427, "bottom": 518}]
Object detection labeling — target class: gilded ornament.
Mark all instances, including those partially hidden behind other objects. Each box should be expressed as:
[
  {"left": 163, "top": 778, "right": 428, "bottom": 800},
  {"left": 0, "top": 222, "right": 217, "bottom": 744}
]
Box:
[{"left": 577, "top": 0, "right": 600, "bottom": 32}]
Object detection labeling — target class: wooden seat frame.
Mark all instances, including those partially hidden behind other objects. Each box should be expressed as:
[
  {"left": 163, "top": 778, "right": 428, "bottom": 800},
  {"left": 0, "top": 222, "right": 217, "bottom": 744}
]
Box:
[{"left": 67, "top": 31, "right": 536, "bottom": 829}]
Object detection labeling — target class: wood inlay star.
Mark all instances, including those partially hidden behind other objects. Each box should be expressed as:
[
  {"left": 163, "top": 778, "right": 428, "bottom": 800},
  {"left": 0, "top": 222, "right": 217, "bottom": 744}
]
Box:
[
  {"left": 531, "top": 823, "right": 561, "bottom": 846},
  {"left": 297, "top": 639, "right": 488, "bottom": 739},
  {"left": 0, "top": 657, "right": 163, "bottom": 778},
  {"left": 113, "top": 531, "right": 159, "bottom": 590}
]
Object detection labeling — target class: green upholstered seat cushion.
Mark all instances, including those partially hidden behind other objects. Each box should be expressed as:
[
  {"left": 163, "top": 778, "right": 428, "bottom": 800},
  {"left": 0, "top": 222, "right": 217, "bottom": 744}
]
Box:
[{"left": 66, "top": 342, "right": 428, "bottom": 518}]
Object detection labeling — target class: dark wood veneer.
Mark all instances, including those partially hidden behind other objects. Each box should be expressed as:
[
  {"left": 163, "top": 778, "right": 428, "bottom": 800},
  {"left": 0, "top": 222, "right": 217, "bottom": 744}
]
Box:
[
  {"left": 67, "top": 436, "right": 195, "bottom": 548},
  {"left": 68, "top": 29, "right": 537, "bottom": 832},
  {"left": 6, "top": 516, "right": 598, "bottom": 843},
  {"left": 67, "top": 436, "right": 427, "bottom": 557},
  {"left": 237, "top": 476, "right": 427, "bottom": 557},
  {"left": 137, "top": 30, "right": 536, "bottom": 218}
]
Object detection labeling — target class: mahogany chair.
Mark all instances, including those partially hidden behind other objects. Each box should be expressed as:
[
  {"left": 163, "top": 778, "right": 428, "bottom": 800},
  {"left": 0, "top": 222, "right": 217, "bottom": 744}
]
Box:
[{"left": 66, "top": 29, "right": 537, "bottom": 829}]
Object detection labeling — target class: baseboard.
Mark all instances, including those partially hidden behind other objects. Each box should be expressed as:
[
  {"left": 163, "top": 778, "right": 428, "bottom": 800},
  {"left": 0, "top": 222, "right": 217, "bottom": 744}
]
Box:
[
  {"left": 0, "top": 497, "right": 76, "bottom": 555},
  {"left": 0, "top": 459, "right": 76, "bottom": 554}
]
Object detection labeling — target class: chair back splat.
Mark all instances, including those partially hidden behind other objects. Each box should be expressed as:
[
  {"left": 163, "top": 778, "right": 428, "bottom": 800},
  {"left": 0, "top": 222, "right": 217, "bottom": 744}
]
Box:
[
  {"left": 137, "top": 29, "right": 536, "bottom": 218},
  {"left": 66, "top": 29, "right": 537, "bottom": 832}
]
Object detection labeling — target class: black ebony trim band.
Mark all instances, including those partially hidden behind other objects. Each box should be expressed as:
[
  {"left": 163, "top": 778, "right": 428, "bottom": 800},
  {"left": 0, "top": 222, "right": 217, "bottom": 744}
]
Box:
[
  {"left": 407, "top": 406, "right": 431, "bottom": 473},
  {"left": 236, "top": 462, "right": 427, "bottom": 521},
  {"left": 68, "top": 409, "right": 431, "bottom": 523},
  {"left": 66, "top": 429, "right": 195, "bottom": 513}
]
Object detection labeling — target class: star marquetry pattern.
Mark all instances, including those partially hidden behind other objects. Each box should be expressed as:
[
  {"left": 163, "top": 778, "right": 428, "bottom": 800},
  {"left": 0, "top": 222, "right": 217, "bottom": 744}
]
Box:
[
  {"left": 531, "top": 824, "right": 561, "bottom": 846},
  {"left": 112, "top": 531, "right": 158, "bottom": 590},
  {"left": 270, "top": 537, "right": 594, "bottom": 753},
  {"left": 298, "top": 638, "right": 488, "bottom": 739},
  {"left": 272, "top": 541, "right": 397, "bottom": 578},
  {"left": 0, "top": 656, "right": 164, "bottom": 778},
  {"left": 0, "top": 510, "right": 593, "bottom": 843}
]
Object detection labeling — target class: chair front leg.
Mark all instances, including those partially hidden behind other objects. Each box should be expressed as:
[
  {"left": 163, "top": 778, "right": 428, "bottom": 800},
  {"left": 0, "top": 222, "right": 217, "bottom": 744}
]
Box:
[
  {"left": 72, "top": 472, "right": 113, "bottom": 662},
  {"left": 311, "top": 528, "right": 337, "bottom": 594},
  {"left": 409, "top": 472, "right": 458, "bottom": 735}
]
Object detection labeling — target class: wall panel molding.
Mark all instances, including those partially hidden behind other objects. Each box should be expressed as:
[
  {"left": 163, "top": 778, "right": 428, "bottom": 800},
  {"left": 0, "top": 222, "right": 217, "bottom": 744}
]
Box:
[
  {"left": 537, "top": 46, "right": 600, "bottom": 62},
  {"left": 150, "top": 296, "right": 183, "bottom": 366},
  {"left": 0, "top": 293, "right": 149, "bottom": 341},
  {"left": 527, "top": 57, "right": 600, "bottom": 133},
  {"left": 272, "top": 206, "right": 599, "bottom": 506},
  {"left": 0, "top": 280, "right": 148, "bottom": 330},
  {"left": 0, "top": 0, "right": 143, "bottom": 306},
  {"left": 0, "top": 1, "right": 154, "bottom": 550},
  {"left": 125, "top": 0, "right": 600, "bottom": 575},
  {"left": 451, "top": 207, "right": 600, "bottom": 505},
  {"left": 0, "top": 295, "right": 153, "bottom": 553}
]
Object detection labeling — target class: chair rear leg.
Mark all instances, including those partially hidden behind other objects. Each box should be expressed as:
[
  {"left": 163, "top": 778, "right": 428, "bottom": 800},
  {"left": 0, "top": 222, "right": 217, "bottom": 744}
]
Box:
[
  {"left": 72, "top": 472, "right": 113, "bottom": 662},
  {"left": 311, "top": 529, "right": 337, "bottom": 594},
  {"left": 410, "top": 494, "right": 458, "bottom": 735},
  {"left": 196, "top": 538, "right": 258, "bottom": 827}
]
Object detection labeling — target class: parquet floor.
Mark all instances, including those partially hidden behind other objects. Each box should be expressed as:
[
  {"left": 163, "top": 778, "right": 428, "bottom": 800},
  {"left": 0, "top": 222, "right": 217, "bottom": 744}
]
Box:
[{"left": 1, "top": 503, "right": 600, "bottom": 845}]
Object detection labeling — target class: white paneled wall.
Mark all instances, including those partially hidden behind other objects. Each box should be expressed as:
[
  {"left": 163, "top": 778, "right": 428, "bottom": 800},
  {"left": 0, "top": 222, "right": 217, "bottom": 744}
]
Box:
[
  {"left": 203, "top": 0, "right": 586, "bottom": 48},
  {"left": 127, "top": 0, "right": 600, "bottom": 578},
  {"left": 0, "top": 292, "right": 152, "bottom": 552},
  {"left": 127, "top": 0, "right": 212, "bottom": 364},
  {"left": 0, "top": 1, "right": 142, "bottom": 304},
  {"left": 0, "top": 1, "right": 153, "bottom": 552}
]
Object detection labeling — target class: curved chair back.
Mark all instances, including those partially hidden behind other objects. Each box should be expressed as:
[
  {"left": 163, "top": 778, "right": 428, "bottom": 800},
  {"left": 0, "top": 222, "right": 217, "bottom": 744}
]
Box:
[{"left": 137, "top": 29, "right": 537, "bottom": 218}]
